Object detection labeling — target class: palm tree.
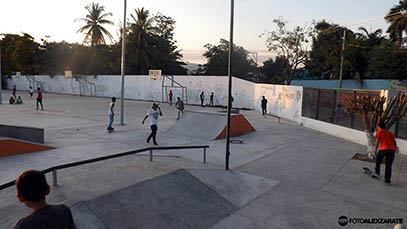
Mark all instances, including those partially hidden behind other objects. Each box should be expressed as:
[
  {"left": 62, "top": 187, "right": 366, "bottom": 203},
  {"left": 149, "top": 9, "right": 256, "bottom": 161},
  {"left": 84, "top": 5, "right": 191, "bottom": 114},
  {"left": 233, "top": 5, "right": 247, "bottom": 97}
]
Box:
[
  {"left": 385, "top": 0, "right": 407, "bottom": 47},
  {"left": 127, "top": 8, "right": 156, "bottom": 73},
  {"left": 356, "top": 27, "right": 384, "bottom": 47},
  {"left": 75, "top": 2, "right": 114, "bottom": 46}
]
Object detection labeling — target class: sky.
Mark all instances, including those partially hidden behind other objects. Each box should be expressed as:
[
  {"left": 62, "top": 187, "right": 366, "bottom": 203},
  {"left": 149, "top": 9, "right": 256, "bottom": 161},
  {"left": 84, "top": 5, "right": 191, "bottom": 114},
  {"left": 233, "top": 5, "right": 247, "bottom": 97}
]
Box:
[{"left": 0, "top": 0, "right": 400, "bottom": 64}]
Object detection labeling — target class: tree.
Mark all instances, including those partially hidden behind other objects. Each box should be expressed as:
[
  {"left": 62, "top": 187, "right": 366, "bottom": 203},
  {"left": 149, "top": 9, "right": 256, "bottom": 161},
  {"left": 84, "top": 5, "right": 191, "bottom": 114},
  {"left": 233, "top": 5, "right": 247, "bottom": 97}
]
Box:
[
  {"left": 343, "top": 94, "right": 407, "bottom": 159},
  {"left": 11, "top": 33, "right": 43, "bottom": 75},
  {"left": 76, "top": 2, "right": 114, "bottom": 46},
  {"left": 259, "top": 56, "right": 288, "bottom": 83},
  {"left": 263, "top": 18, "right": 315, "bottom": 85},
  {"left": 385, "top": 0, "right": 407, "bottom": 47},
  {"left": 202, "top": 39, "right": 257, "bottom": 80}
]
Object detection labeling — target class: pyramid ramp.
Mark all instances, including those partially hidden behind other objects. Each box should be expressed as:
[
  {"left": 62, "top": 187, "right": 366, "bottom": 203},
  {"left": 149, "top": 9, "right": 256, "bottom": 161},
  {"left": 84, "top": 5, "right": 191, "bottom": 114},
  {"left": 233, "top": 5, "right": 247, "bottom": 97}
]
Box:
[
  {"left": 167, "top": 110, "right": 255, "bottom": 140},
  {"left": 71, "top": 169, "right": 236, "bottom": 229}
]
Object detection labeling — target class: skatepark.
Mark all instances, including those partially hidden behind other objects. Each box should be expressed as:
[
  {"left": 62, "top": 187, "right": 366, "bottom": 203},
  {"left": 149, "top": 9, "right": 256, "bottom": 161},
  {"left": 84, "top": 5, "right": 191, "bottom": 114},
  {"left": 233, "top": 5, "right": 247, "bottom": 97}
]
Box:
[{"left": 0, "top": 90, "right": 406, "bottom": 228}]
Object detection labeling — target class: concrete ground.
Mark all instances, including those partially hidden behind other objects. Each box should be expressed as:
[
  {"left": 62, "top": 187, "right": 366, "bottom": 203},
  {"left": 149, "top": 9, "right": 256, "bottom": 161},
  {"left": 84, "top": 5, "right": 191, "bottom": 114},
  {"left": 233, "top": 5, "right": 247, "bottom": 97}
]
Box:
[{"left": 0, "top": 90, "right": 406, "bottom": 229}]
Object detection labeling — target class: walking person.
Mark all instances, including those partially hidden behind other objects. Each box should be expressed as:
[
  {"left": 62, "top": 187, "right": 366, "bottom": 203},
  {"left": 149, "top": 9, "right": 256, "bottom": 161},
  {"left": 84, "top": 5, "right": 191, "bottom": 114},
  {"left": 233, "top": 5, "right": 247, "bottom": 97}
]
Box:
[
  {"left": 175, "top": 97, "right": 184, "bottom": 120},
  {"left": 200, "top": 92, "right": 205, "bottom": 107},
  {"left": 36, "top": 87, "right": 43, "bottom": 110},
  {"left": 374, "top": 121, "right": 397, "bottom": 185},
  {"left": 14, "top": 170, "right": 76, "bottom": 229},
  {"left": 29, "top": 86, "right": 33, "bottom": 98},
  {"left": 13, "top": 85, "right": 17, "bottom": 98},
  {"left": 168, "top": 90, "right": 173, "bottom": 105},
  {"left": 142, "top": 103, "right": 162, "bottom": 145},
  {"left": 210, "top": 92, "right": 214, "bottom": 107},
  {"left": 107, "top": 97, "right": 116, "bottom": 131},
  {"left": 261, "top": 96, "right": 268, "bottom": 116}
]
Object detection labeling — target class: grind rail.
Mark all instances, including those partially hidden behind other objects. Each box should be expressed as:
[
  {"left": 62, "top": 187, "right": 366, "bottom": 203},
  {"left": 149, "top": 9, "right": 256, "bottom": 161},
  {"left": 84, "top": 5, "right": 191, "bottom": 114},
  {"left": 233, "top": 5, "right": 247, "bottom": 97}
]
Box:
[{"left": 0, "top": 145, "right": 209, "bottom": 190}]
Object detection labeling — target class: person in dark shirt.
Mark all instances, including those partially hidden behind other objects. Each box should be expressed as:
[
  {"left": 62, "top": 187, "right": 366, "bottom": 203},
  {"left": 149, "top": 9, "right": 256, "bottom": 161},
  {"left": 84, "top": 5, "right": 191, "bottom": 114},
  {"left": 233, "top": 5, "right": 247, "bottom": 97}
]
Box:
[
  {"left": 14, "top": 170, "right": 76, "bottom": 229},
  {"left": 210, "top": 92, "right": 214, "bottom": 107},
  {"left": 200, "top": 92, "right": 205, "bottom": 107},
  {"left": 261, "top": 96, "right": 268, "bottom": 115}
]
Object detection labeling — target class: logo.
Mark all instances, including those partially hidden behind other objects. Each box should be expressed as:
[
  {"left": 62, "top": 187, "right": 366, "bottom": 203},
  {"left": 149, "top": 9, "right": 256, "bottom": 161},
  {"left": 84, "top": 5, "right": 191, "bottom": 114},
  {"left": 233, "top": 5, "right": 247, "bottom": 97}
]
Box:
[{"left": 338, "top": 216, "right": 348, "bottom": 226}]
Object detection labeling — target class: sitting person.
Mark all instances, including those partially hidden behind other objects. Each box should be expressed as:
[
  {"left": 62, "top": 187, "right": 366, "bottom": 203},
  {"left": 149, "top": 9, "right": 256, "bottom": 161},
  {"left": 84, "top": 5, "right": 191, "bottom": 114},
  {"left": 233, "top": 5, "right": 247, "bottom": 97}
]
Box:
[
  {"left": 14, "top": 170, "right": 76, "bottom": 229},
  {"left": 16, "top": 96, "right": 23, "bottom": 104},
  {"left": 9, "top": 96, "right": 15, "bottom": 104}
]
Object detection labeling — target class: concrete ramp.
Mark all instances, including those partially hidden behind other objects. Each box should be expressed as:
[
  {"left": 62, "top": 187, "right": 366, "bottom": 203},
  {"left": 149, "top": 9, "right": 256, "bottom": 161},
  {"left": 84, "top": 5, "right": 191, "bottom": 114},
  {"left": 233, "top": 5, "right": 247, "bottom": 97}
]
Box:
[
  {"left": 72, "top": 169, "right": 236, "bottom": 229},
  {"left": 167, "top": 110, "right": 255, "bottom": 140}
]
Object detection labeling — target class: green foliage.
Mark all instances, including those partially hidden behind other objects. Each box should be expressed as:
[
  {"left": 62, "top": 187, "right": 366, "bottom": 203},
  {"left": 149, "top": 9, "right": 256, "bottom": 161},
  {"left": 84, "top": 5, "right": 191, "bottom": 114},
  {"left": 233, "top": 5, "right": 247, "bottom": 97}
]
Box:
[
  {"left": 385, "top": 0, "right": 407, "bottom": 47},
  {"left": 201, "top": 39, "right": 257, "bottom": 80},
  {"left": 365, "top": 41, "right": 407, "bottom": 79},
  {"left": 262, "top": 18, "right": 315, "bottom": 85},
  {"left": 75, "top": 2, "right": 114, "bottom": 47},
  {"left": 259, "top": 56, "right": 288, "bottom": 83}
]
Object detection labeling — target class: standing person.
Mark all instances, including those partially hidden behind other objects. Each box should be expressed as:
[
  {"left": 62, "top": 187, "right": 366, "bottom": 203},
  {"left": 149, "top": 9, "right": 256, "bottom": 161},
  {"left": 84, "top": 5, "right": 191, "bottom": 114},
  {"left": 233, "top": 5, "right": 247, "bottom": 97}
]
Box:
[
  {"left": 261, "top": 96, "right": 268, "bottom": 116},
  {"left": 374, "top": 121, "right": 397, "bottom": 185},
  {"left": 29, "top": 86, "right": 33, "bottom": 98},
  {"left": 175, "top": 97, "right": 184, "bottom": 120},
  {"left": 107, "top": 97, "right": 116, "bottom": 131},
  {"left": 210, "top": 92, "right": 214, "bottom": 107},
  {"left": 168, "top": 90, "right": 173, "bottom": 105},
  {"left": 14, "top": 170, "right": 76, "bottom": 229},
  {"left": 200, "top": 92, "right": 205, "bottom": 107},
  {"left": 13, "top": 85, "right": 17, "bottom": 98},
  {"left": 142, "top": 103, "right": 162, "bottom": 145},
  {"left": 36, "top": 88, "right": 43, "bottom": 110}
]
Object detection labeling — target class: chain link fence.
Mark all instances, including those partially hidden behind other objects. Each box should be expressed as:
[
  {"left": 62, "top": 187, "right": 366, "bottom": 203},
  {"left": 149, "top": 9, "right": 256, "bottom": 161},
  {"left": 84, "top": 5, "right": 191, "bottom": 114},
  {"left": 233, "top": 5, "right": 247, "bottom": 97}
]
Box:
[{"left": 301, "top": 88, "right": 407, "bottom": 137}]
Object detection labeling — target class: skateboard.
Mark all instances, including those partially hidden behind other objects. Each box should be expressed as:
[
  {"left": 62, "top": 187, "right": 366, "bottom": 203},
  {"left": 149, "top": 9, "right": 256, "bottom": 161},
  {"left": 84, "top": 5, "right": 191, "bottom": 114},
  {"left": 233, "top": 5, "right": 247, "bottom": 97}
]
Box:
[
  {"left": 230, "top": 139, "right": 244, "bottom": 144},
  {"left": 107, "top": 128, "right": 115, "bottom": 133},
  {"left": 363, "top": 167, "right": 378, "bottom": 179}
]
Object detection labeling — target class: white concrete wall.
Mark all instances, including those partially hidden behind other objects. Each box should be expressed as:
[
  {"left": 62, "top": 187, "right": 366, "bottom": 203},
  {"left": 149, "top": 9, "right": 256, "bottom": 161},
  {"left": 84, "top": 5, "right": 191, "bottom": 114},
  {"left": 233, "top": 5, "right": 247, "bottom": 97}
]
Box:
[
  {"left": 5, "top": 75, "right": 256, "bottom": 109},
  {"left": 301, "top": 117, "right": 407, "bottom": 155},
  {"left": 254, "top": 84, "right": 303, "bottom": 122}
]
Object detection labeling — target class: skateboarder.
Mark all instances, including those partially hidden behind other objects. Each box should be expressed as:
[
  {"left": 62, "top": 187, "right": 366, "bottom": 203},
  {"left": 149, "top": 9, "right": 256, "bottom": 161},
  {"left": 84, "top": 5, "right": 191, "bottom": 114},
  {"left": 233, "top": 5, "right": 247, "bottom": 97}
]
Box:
[
  {"left": 200, "top": 92, "right": 205, "bottom": 107},
  {"left": 36, "top": 87, "right": 43, "bottom": 110},
  {"left": 261, "top": 96, "right": 268, "bottom": 115},
  {"left": 107, "top": 97, "right": 116, "bottom": 131},
  {"left": 175, "top": 97, "right": 184, "bottom": 120},
  {"left": 210, "top": 92, "right": 214, "bottom": 107},
  {"left": 168, "top": 90, "right": 173, "bottom": 105},
  {"left": 374, "top": 121, "right": 397, "bottom": 185},
  {"left": 142, "top": 103, "right": 163, "bottom": 145}
]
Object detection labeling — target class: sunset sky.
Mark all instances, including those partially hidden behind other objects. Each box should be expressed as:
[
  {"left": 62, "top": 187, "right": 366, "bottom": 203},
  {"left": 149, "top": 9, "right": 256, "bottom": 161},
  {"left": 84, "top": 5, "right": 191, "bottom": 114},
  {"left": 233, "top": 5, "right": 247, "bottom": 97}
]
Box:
[{"left": 0, "top": 0, "right": 400, "bottom": 63}]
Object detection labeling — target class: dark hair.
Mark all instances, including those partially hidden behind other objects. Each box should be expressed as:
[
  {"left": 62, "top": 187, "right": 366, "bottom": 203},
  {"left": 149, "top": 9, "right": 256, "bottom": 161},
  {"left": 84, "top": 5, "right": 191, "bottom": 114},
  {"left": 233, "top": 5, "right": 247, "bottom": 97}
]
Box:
[
  {"left": 37, "top": 87, "right": 41, "bottom": 90},
  {"left": 378, "top": 121, "right": 386, "bottom": 130},
  {"left": 112, "top": 97, "right": 116, "bottom": 102},
  {"left": 16, "top": 170, "right": 48, "bottom": 202}
]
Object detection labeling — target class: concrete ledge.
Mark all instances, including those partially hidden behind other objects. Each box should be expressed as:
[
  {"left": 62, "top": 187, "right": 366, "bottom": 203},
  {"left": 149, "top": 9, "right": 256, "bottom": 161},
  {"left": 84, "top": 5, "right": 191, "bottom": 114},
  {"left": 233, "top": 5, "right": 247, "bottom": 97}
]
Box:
[
  {"left": 301, "top": 117, "right": 407, "bottom": 155},
  {"left": 0, "top": 125, "right": 44, "bottom": 144}
]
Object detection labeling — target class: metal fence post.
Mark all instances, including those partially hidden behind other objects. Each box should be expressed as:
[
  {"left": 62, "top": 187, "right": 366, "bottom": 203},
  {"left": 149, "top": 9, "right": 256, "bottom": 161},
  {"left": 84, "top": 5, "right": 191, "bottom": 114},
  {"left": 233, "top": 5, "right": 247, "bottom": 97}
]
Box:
[
  {"left": 203, "top": 148, "right": 207, "bottom": 163},
  {"left": 315, "top": 89, "right": 321, "bottom": 120},
  {"left": 52, "top": 170, "right": 57, "bottom": 187},
  {"left": 331, "top": 90, "right": 337, "bottom": 123},
  {"left": 394, "top": 91, "right": 402, "bottom": 138},
  {"left": 149, "top": 150, "right": 153, "bottom": 162},
  {"left": 350, "top": 91, "right": 356, "bottom": 128}
]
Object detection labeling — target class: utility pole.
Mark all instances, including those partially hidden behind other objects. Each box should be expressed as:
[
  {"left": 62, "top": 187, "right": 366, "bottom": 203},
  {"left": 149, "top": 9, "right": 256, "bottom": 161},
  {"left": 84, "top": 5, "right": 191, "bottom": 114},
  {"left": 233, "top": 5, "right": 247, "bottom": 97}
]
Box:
[
  {"left": 120, "top": 0, "right": 127, "bottom": 125},
  {"left": 338, "top": 29, "right": 346, "bottom": 89},
  {"left": 225, "top": 0, "right": 235, "bottom": 170}
]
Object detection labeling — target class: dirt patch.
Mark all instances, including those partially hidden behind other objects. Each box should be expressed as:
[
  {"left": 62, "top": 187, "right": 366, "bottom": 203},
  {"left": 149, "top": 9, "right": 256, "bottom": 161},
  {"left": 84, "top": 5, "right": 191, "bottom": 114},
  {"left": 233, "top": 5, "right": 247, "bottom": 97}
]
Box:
[
  {"left": 0, "top": 140, "right": 54, "bottom": 157},
  {"left": 352, "top": 153, "right": 384, "bottom": 164}
]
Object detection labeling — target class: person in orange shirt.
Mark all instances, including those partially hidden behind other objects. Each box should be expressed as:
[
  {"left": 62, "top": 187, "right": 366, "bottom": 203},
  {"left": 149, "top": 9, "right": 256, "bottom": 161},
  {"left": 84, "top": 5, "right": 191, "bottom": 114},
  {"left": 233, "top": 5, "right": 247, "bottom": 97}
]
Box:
[{"left": 374, "top": 121, "right": 397, "bottom": 185}]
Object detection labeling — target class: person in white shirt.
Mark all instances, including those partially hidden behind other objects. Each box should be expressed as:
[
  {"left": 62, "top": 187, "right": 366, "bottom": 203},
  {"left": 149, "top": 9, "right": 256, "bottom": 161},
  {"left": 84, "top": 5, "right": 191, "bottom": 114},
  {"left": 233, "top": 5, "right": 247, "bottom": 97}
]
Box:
[
  {"left": 107, "top": 97, "right": 116, "bottom": 130},
  {"left": 142, "top": 103, "right": 163, "bottom": 145}
]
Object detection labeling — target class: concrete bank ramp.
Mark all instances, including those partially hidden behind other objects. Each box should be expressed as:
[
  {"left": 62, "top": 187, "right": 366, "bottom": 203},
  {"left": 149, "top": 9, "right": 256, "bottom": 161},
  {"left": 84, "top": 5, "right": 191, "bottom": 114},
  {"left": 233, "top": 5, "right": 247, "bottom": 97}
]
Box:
[
  {"left": 71, "top": 169, "right": 237, "bottom": 229},
  {"left": 167, "top": 110, "right": 255, "bottom": 140}
]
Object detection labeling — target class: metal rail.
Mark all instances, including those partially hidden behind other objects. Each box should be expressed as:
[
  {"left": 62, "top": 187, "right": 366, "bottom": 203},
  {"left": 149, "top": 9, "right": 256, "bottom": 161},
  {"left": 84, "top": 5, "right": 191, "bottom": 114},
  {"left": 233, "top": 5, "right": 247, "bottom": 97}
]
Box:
[{"left": 0, "top": 145, "right": 209, "bottom": 190}]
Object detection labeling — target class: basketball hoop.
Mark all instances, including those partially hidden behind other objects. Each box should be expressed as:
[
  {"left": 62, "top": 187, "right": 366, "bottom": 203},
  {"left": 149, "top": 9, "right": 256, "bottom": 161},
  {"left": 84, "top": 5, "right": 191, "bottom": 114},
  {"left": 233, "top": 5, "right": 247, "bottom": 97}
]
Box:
[{"left": 149, "top": 70, "right": 162, "bottom": 80}]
